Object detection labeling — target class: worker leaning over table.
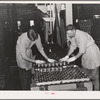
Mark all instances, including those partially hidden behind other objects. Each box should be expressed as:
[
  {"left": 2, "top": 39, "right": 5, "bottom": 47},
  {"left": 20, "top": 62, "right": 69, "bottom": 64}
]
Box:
[
  {"left": 60, "top": 24, "right": 100, "bottom": 91},
  {"left": 16, "top": 26, "right": 55, "bottom": 90}
]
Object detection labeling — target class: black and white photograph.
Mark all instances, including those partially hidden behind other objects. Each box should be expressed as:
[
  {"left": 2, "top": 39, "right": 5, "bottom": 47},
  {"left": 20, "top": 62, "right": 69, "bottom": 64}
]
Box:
[{"left": 1, "top": 0, "right": 100, "bottom": 99}]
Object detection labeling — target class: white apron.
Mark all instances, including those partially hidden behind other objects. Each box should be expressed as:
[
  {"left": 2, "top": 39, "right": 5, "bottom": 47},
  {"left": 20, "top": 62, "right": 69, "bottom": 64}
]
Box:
[{"left": 82, "top": 43, "right": 100, "bottom": 69}]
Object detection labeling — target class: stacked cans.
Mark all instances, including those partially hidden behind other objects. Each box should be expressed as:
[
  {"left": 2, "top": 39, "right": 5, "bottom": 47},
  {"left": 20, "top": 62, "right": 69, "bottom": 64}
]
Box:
[
  {"left": 34, "top": 61, "right": 68, "bottom": 72},
  {"left": 34, "top": 65, "right": 89, "bottom": 84},
  {"left": 33, "top": 51, "right": 70, "bottom": 72}
]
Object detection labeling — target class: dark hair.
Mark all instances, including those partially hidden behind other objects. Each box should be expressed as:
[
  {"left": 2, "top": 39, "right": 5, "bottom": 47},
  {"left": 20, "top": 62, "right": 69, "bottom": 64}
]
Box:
[
  {"left": 66, "top": 24, "right": 76, "bottom": 31},
  {"left": 27, "top": 26, "right": 38, "bottom": 40}
]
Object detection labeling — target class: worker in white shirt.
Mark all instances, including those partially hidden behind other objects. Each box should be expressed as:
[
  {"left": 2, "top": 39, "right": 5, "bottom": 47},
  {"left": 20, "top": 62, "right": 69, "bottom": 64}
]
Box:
[
  {"left": 16, "top": 26, "right": 55, "bottom": 90},
  {"left": 60, "top": 24, "right": 100, "bottom": 91}
]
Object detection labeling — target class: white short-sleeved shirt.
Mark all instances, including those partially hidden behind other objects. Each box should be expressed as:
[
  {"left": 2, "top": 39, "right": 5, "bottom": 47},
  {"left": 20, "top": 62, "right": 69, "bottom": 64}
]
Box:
[
  {"left": 67, "top": 29, "right": 100, "bottom": 69},
  {"left": 16, "top": 32, "right": 43, "bottom": 70}
]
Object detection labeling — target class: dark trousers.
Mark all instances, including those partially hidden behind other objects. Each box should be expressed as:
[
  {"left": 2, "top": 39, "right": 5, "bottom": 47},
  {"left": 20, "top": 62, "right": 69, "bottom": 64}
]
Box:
[{"left": 18, "top": 67, "right": 32, "bottom": 90}]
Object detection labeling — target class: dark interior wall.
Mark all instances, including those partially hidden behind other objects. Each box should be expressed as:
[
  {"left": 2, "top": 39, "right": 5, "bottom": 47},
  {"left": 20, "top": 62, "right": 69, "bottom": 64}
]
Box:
[
  {"left": 73, "top": 4, "right": 100, "bottom": 48},
  {"left": 73, "top": 4, "right": 100, "bottom": 25},
  {"left": 0, "top": 4, "right": 45, "bottom": 59},
  {"left": 17, "top": 4, "right": 37, "bottom": 32},
  {"left": 0, "top": 4, "right": 9, "bottom": 58},
  {"left": 16, "top": 4, "right": 46, "bottom": 33},
  {"left": 0, "top": 4, "right": 10, "bottom": 88},
  {"left": 0, "top": 4, "right": 46, "bottom": 88}
]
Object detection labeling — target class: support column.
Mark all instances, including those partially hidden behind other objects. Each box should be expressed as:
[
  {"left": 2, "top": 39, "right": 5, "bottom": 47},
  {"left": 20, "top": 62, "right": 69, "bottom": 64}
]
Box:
[{"left": 66, "top": 4, "right": 73, "bottom": 25}]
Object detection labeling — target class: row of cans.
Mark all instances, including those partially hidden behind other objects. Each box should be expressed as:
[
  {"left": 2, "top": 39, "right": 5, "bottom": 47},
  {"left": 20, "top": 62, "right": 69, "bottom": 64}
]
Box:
[
  {"left": 35, "top": 67, "right": 63, "bottom": 72},
  {"left": 35, "top": 61, "right": 68, "bottom": 68}
]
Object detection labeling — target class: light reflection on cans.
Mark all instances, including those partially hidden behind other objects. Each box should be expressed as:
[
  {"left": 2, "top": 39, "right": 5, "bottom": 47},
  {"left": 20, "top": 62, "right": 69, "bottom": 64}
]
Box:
[
  {"left": 63, "top": 61, "right": 66, "bottom": 65},
  {"left": 56, "top": 62, "right": 58, "bottom": 66},
  {"left": 41, "top": 63, "right": 44, "bottom": 67},
  {"left": 45, "top": 63, "right": 47, "bottom": 67},
  {"left": 44, "top": 68, "right": 46, "bottom": 72},
  {"left": 55, "top": 67, "right": 58, "bottom": 71},
  {"left": 48, "top": 63, "right": 51, "bottom": 67},
  {"left": 38, "top": 64, "right": 40, "bottom": 67},
  {"left": 47, "top": 68, "right": 51, "bottom": 72},
  {"left": 60, "top": 62, "right": 62, "bottom": 66},
  {"left": 52, "top": 63, "right": 55, "bottom": 67},
  {"left": 52, "top": 68, "right": 55, "bottom": 71}
]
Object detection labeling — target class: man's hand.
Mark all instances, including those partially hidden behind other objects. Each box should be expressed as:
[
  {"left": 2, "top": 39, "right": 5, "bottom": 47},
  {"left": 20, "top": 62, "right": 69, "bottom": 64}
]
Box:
[
  {"left": 67, "top": 56, "right": 76, "bottom": 63},
  {"left": 36, "top": 60, "right": 45, "bottom": 64},
  {"left": 60, "top": 56, "right": 69, "bottom": 61},
  {"left": 47, "top": 58, "right": 55, "bottom": 63}
]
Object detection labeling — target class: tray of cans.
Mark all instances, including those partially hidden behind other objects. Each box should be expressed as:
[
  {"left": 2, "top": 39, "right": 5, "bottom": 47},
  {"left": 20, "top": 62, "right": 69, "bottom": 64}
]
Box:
[{"left": 34, "top": 65, "right": 90, "bottom": 86}]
